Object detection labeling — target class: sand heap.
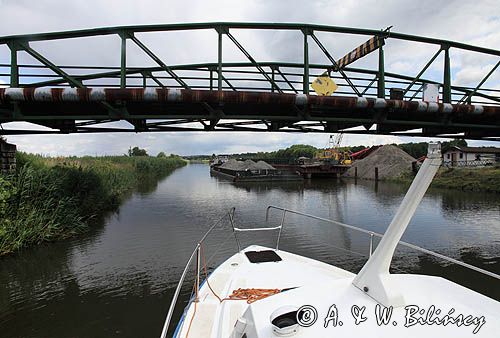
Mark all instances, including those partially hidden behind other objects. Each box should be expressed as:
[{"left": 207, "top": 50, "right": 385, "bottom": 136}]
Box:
[
  {"left": 344, "top": 145, "right": 416, "bottom": 180},
  {"left": 219, "top": 159, "right": 275, "bottom": 171},
  {"left": 249, "top": 160, "right": 276, "bottom": 170}
]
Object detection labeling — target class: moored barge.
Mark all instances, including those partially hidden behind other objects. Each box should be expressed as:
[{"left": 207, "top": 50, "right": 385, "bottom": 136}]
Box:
[{"left": 210, "top": 159, "right": 303, "bottom": 182}]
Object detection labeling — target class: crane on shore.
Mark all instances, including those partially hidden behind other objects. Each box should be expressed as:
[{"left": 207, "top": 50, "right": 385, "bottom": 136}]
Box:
[{"left": 315, "top": 134, "right": 352, "bottom": 165}]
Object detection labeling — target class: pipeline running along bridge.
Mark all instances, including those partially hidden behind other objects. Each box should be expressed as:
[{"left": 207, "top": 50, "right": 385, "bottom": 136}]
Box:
[{"left": 0, "top": 22, "right": 499, "bottom": 140}]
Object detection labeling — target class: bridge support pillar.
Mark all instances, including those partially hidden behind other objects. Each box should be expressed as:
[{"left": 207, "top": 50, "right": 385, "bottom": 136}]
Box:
[{"left": 0, "top": 139, "right": 16, "bottom": 174}]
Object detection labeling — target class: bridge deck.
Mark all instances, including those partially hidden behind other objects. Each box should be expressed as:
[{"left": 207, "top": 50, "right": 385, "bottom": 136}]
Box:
[{"left": 1, "top": 88, "right": 498, "bottom": 140}]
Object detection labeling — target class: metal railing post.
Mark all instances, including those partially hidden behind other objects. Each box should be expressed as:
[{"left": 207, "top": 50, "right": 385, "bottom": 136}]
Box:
[
  {"left": 195, "top": 244, "right": 201, "bottom": 302},
  {"left": 302, "top": 29, "right": 310, "bottom": 94},
  {"left": 120, "top": 33, "right": 127, "bottom": 89},
  {"left": 210, "top": 69, "right": 213, "bottom": 91},
  {"left": 443, "top": 45, "right": 451, "bottom": 103},
  {"left": 8, "top": 43, "right": 19, "bottom": 87},
  {"left": 276, "top": 210, "right": 286, "bottom": 250},
  {"left": 228, "top": 207, "right": 241, "bottom": 252},
  {"left": 377, "top": 43, "right": 385, "bottom": 98},
  {"left": 265, "top": 205, "right": 500, "bottom": 281},
  {"left": 141, "top": 71, "right": 147, "bottom": 88},
  {"left": 217, "top": 28, "right": 224, "bottom": 92},
  {"left": 271, "top": 66, "right": 275, "bottom": 92},
  {"left": 369, "top": 233, "right": 374, "bottom": 257}
]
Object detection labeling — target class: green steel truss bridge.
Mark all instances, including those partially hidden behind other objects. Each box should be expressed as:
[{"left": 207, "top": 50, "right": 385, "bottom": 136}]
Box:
[{"left": 0, "top": 22, "right": 499, "bottom": 140}]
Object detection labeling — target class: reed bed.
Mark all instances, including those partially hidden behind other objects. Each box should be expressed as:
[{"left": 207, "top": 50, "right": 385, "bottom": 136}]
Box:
[{"left": 0, "top": 153, "right": 186, "bottom": 255}]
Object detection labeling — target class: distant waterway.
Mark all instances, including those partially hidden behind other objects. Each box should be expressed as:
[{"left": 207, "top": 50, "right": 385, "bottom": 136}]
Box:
[{"left": 1, "top": 163, "right": 499, "bottom": 337}]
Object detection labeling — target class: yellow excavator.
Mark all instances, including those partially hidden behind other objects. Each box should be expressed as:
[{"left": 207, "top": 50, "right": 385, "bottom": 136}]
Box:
[{"left": 315, "top": 134, "right": 352, "bottom": 165}]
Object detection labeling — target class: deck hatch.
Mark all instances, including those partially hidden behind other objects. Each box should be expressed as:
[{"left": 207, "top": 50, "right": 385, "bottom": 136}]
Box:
[{"left": 245, "top": 250, "right": 282, "bottom": 263}]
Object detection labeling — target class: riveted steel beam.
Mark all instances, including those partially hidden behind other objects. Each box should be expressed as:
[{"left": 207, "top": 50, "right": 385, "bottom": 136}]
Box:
[{"left": 1, "top": 23, "right": 499, "bottom": 57}]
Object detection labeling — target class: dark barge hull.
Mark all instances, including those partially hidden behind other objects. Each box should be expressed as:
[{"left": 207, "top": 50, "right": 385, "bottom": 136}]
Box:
[{"left": 210, "top": 167, "right": 303, "bottom": 182}]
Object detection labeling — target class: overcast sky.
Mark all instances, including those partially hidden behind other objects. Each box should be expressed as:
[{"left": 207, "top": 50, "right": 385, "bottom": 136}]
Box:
[{"left": 0, "top": 0, "right": 499, "bottom": 156}]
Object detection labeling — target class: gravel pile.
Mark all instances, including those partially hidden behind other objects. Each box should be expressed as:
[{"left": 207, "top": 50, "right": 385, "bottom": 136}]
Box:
[
  {"left": 220, "top": 159, "right": 249, "bottom": 170},
  {"left": 344, "top": 145, "right": 416, "bottom": 180},
  {"left": 220, "top": 159, "right": 275, "bottom": 171},
  {"left": 250, "top": 160, "right": 276, "bottom": 170}
]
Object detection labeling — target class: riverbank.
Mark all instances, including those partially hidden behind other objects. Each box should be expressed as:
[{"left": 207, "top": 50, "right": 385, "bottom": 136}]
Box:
[
  {"left": 395, "top": 166, "right": 500, "bottom": 193},
  {"left": 0, "top": 153, "right": 186, "bottom": 255}
]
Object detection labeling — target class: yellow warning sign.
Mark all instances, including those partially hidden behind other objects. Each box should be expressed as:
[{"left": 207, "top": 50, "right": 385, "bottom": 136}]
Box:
[{"left": 311, "top": 74, "right": 338, "bottom": 96}]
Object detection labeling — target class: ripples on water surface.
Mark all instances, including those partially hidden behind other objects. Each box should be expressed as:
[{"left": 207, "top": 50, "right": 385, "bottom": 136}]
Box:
[{"left": 1, "top": 164, "right": 499, "bottom": 337}]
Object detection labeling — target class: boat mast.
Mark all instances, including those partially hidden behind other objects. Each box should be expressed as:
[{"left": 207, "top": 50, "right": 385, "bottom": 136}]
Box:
[{"left": 352, "top": 142, "right": 442, "bottom": 307}]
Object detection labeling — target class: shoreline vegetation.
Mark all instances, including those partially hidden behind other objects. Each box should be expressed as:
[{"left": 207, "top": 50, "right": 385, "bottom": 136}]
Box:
[
  {"left": 393, "top": 166, "right": 500, "bottom": 194},
  {"left": 0, "top": 152, "right": 186, "bottom": 256},
  {"left": 192, "top": 141, "right": 498, "bottom": 193}
]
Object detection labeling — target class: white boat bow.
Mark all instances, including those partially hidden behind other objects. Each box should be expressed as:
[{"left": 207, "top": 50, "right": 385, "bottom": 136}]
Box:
[{"left": 161, "top": 143, "right": 500, "bottom": 338}]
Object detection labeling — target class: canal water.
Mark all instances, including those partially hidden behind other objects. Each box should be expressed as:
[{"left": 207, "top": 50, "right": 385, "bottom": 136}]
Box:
[{"left": 1, "top": 163, "right": 499, "bottom": 337}]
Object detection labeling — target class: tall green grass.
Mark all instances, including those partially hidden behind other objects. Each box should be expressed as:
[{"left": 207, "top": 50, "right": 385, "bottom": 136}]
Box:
[
  {"left": 0, "top": 153, "right": 186, "bottom": 255},
  {"left": 395, "top": 166, "right": 500, "bottom": 193}
]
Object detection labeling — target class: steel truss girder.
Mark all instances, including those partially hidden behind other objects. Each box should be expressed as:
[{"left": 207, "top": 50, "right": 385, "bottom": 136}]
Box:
[{"left": 0, "top": 22, "right": 499, "bottom": 141}]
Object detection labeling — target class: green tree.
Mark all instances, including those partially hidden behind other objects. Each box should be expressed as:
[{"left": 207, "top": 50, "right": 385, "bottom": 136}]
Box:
[
  {"left": 128, "top": 146, "right": 148, "bottom": 157},
  {"left": 157, "top": 152, "right": 166, "bottom": 158},
  {"left": 441, "top": 139, "right": 467, "bottom": 153},
  {"left": 274, "top": 144, "right": 318, "bottom": 160},
  {"left": 396, "top": 142, "right": 428, "bottom": 159}
]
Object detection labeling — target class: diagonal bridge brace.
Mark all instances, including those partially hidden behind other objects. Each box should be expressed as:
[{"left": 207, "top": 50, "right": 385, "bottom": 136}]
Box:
[
  {"left": 129, "top": 34, "right": 190, "bottom": 89},
  {"left": 15, "top": 41, "right": 83, "bottom": 88},
  {"left": 458, "top": 59, "right": 500, "bottom": 104},
  {"left": 309, "top": 33, "right": 362, "bottom": 96},
  {"left": 224, "top": 30, "right": 282, "bottom": 93},
  {"left": 402, "top": 47, "right": 442, "bottom": 98}
]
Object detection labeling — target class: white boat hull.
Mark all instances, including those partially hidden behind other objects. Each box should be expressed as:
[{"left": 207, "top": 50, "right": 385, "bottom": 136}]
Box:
[{"left": 174, "top": 245, "right": 499, "bottom": 337}]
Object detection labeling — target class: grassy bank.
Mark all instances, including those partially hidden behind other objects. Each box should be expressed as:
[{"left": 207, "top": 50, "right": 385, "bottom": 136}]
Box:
[
  {"left": 396, "top": 166, "right": 500, "bottom": 193},
  {"left": 0, "top": 153, "right": 186, "bottom": 255}
]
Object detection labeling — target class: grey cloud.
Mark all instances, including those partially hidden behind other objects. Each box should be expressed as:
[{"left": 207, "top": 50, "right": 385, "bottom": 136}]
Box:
[{"left": 1, "top": 0, "right": 499, "bottom": 155}]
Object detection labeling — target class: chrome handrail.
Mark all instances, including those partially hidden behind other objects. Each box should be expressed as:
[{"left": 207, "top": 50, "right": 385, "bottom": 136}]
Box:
[
  {"left": 232, "top": 208, "right": 286, "bottom": 250},
  {"left": 160, "top": 207, "right": 236, "bottom": 338},
  {"left": 161, "top": 205, "right": 499, "bottom": 337},
  {"left": 265, "top": 205, "right": 500, "bottom": 281}
]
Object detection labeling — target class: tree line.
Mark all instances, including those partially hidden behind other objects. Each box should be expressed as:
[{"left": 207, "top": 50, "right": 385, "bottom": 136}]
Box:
[{"left": 185, "top": 139, "right": 468, "bottom": 162}]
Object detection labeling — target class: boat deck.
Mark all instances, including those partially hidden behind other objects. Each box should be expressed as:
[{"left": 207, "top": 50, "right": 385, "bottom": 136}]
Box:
[
  {"left": 174, "top": 245, "right": 499, "bottom": 338},
  {"left": 174, "top": 245, "right": 353, "bottom": 337}
]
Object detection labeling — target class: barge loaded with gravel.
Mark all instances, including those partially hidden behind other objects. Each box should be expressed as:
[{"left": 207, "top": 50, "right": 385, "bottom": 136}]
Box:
[{"left": 210, "top": 159, "right": 303, "bottom": 182}]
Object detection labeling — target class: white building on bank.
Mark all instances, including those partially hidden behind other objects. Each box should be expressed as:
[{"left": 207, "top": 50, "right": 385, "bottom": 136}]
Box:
[{"left": 442, "top": 146, "right": 500, "bottom": 166}]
